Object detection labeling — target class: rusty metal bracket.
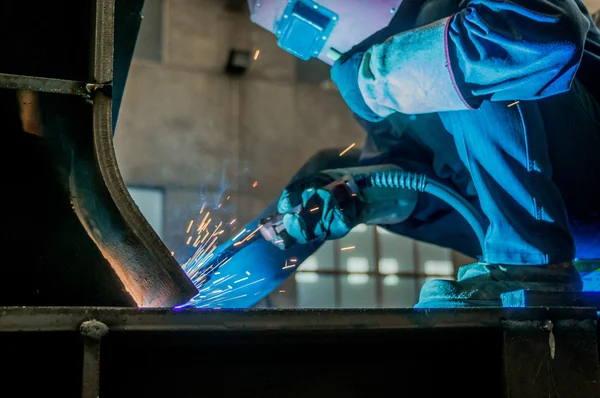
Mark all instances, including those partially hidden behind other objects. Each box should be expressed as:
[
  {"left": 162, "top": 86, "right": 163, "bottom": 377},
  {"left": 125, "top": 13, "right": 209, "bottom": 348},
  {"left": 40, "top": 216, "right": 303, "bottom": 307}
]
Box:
[{"left": 502, "top": 318, "right": 600, "bottom": 398}]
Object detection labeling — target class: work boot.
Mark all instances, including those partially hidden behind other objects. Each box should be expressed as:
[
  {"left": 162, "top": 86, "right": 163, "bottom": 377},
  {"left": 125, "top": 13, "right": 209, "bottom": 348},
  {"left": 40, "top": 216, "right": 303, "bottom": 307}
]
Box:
[{"left": 414, "top": 262, "right": 582, "bottom": 308}]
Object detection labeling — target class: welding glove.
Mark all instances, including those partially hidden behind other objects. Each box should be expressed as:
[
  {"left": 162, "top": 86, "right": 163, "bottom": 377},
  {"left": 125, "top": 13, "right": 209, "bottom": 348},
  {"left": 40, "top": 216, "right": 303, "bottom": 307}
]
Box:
[
  {"left": 273, "top": 165, "right": 419, "bottom": 249},
  {"left": 276, "top": 173, "right": 362, "bottom": 247},
  {"left": 330, "top": 51, "right": 384, "bottom": 123}
]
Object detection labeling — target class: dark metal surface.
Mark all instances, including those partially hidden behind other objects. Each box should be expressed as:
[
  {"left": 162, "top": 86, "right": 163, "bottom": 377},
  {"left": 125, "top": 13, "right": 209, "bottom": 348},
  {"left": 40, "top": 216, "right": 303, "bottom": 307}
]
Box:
[
  {"left": 0, "top": 73, "right": 88, "bottom": 96},
  {"left": 502, "top": 319, "right": 600, "bottom": 398}
]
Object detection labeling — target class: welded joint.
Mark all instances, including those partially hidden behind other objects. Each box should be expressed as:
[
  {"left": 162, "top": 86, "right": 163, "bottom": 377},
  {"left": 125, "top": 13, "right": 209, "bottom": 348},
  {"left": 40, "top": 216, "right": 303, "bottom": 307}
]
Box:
[
  {"left": 543, "top": 320, "right": 556, "bottom": 359},
  {"left": 85, "top": 82, "right": 113, "bottom": 98},
  {"left": 80, "top": 319, "right": 109, "bottom": 339}
]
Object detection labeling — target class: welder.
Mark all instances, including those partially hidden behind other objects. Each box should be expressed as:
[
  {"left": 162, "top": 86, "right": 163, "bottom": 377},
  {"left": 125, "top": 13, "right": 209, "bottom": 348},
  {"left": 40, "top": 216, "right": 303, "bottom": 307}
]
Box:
[{"left": 247, "top": 0, "right": 600, "bottom": 308}]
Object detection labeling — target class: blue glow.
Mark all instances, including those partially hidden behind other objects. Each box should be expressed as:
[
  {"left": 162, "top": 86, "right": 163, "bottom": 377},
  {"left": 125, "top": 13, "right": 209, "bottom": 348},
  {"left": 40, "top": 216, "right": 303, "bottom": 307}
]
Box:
[
  {"left": 581, "top": 269, "right": 600, "bottom": 292},
  {"left": 181, "top": 199, "right": 323, "bottom": 309},
  {"left": 576, "top": 258, "right": 599, "bottom": 292}
]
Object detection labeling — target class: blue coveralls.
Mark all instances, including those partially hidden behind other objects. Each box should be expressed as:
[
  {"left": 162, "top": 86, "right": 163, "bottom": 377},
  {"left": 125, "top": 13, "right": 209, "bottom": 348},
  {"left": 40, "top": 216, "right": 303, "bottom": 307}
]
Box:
[{"left": 357, "top": 0, "right": 600, "bottom": 265}]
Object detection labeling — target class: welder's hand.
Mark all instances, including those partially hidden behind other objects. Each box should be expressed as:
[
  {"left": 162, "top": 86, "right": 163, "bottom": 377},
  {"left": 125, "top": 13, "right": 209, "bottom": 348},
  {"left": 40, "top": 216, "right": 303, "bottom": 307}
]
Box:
[
  {"left": 275, "top": 174, "right": 361, "bottom": 247},
  {"left": 330, "top": 51, "right": 384, "bottom": 123}
]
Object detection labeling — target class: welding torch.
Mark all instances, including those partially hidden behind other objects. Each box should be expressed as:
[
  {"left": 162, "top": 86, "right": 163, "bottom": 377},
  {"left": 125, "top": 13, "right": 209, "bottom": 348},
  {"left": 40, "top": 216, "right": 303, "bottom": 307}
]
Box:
[
  {"left": 258, "top": 173, "right": 363, "bottom": 249},
  {"left": 196, "top": 165, "right": 487, "bottom": 290},
  {"left": 258, "top": 164, "right": 488, "bottom": 251}
]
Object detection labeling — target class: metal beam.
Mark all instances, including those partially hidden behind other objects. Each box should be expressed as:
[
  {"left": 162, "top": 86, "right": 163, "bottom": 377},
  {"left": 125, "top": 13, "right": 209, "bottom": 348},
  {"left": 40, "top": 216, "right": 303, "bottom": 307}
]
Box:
[
  {"left": 0, "top": 73, "right": 88, "bottom": 96},
  {"left": 0, "top": 307, "right": 597, "bottom": 333}
]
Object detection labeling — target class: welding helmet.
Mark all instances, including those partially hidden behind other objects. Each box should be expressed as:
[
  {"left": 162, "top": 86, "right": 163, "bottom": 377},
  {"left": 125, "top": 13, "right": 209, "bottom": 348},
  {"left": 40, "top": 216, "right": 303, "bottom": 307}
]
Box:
[{"left": 248, "top": 0, "right": 404, "bottom": 65}]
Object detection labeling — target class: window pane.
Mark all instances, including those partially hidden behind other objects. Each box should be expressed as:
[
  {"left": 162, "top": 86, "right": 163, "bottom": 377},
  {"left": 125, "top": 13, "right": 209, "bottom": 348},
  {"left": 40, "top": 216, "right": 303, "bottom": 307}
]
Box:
[
  {"left": 296, "top": 273, "right": 336, "bottom": 308},
  {"left": 299, "top": 240, "right": 335, "bottom": 271},
  {"left": 424, "top": 260, "right": 454, "bottom": 275},
  {"left": 382, "top": 276, "right": 417, "bottom": 308},
  {"left": 127, "top": 186, "right": 164, "bottom": 238},
  {"left": 340, "top": 225, "right": 375, "bottom": 271},
  {"left": 340, "top": 274, "right": 377, "bottom": 308},
  {"left": 377, "top": 227, "right": 415, "bottom": 273},
  {"left": 347, "top": 257, "right": 369, "bottom": 273},
  {"left": 416, "top": 241, "right": 454, "bottom": 276}
]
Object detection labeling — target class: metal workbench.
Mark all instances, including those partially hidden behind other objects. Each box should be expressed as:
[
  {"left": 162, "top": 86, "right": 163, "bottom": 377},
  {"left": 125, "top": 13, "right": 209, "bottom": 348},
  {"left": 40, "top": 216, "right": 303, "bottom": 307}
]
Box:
[{"left": 0, "top": 306, "right": 598, "bottom": 398}]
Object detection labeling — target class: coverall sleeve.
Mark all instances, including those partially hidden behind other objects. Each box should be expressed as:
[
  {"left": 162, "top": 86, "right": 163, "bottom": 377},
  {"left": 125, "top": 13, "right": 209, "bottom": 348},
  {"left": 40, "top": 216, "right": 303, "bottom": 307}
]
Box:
[{"left": 358, "top": 0, "right": 591, "bottom": 116}]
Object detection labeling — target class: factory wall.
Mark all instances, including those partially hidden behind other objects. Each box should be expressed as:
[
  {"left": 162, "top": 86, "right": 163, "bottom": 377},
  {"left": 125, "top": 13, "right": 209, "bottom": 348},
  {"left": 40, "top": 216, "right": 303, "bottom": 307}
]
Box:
[
  {"left": 587, "top": 0, "right": 600, "bottom": 13},
  {"left": 115, "top": 0, "right": 600, "bottom": 308}
]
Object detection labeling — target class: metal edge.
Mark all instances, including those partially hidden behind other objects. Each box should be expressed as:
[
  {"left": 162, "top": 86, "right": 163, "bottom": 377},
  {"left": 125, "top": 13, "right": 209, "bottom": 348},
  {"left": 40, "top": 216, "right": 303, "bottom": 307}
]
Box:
[
  {"left": 0, "top": 307, "right": 597, "bottom": 333},
  {"left": 89, "top": 0, "right": 197, "bottom": 306}
]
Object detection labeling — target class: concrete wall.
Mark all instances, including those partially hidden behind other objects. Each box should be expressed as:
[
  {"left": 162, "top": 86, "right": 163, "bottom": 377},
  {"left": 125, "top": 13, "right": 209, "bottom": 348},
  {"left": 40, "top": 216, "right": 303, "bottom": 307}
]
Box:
[{"left": 586, "top": 0, "right": 600, "bottom": 12}]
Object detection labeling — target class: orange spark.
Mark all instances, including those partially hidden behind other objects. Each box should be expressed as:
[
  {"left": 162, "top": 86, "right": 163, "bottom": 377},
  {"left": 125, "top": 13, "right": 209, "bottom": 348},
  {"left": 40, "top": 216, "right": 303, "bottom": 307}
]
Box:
[
  {"left": 193, "top": 235, "right": 202, "bottom": 247},
  {"left": 339, "top": 143, "right": 356, "bottom": 156},
  {"left": 200, "top": 212, "right": 210, "bottom": 226},
  {"left": 242, "top": 225, "right": 263, "bottom": 242},
  {"left": 201, "top": 230, "right": 210, "bottom": 244}
]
